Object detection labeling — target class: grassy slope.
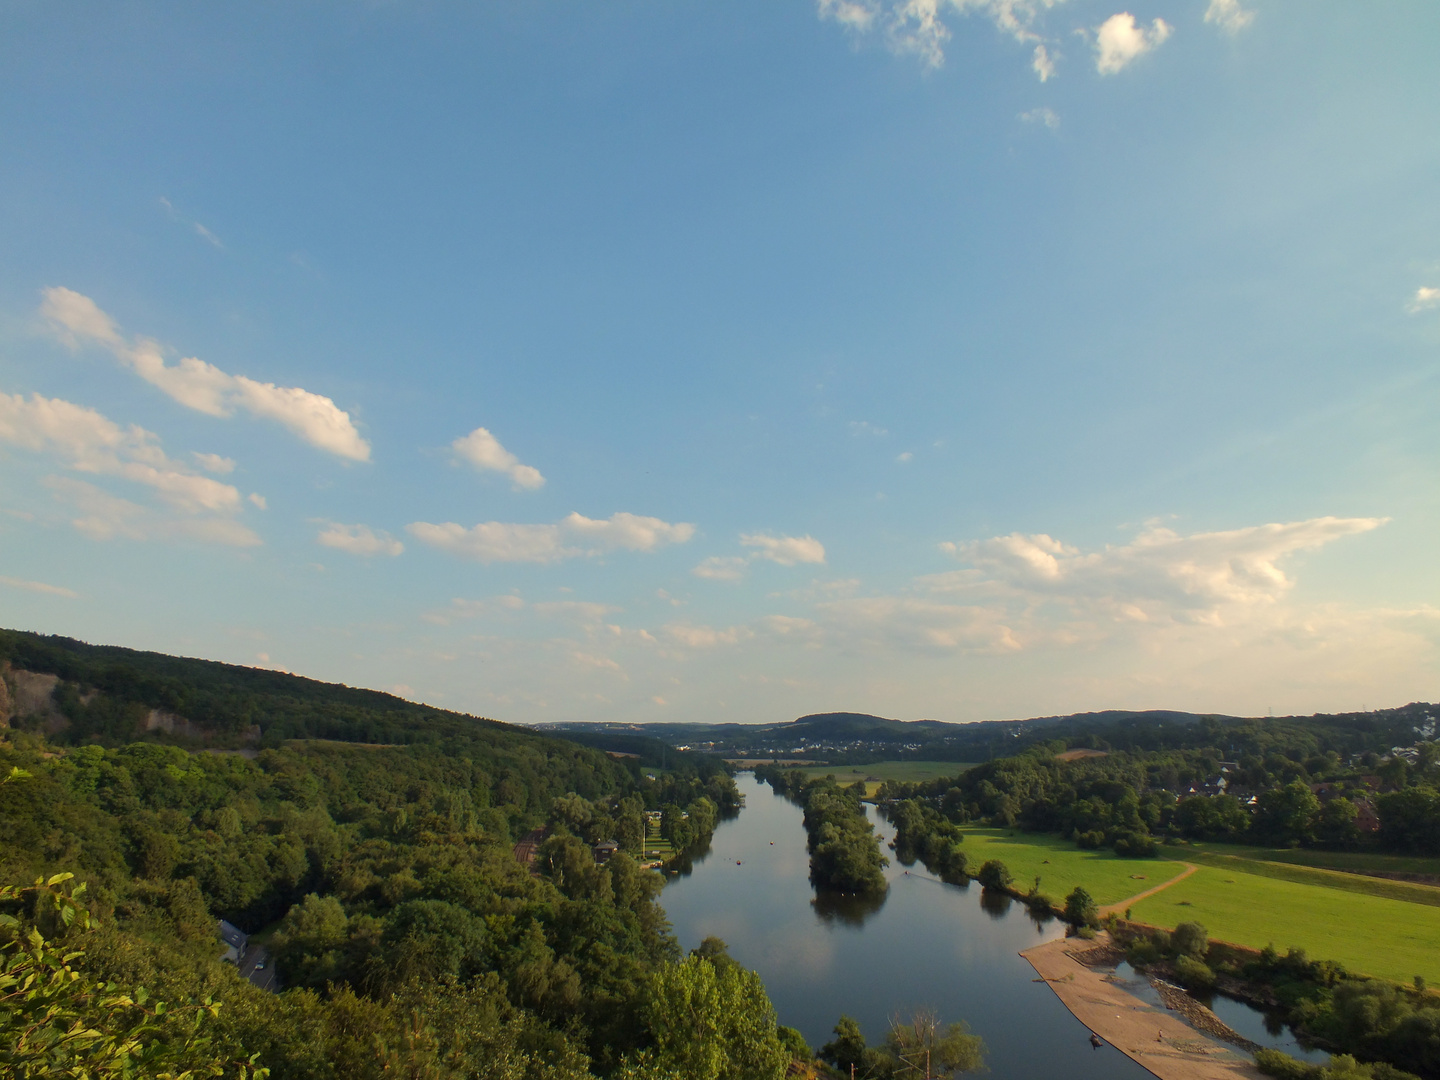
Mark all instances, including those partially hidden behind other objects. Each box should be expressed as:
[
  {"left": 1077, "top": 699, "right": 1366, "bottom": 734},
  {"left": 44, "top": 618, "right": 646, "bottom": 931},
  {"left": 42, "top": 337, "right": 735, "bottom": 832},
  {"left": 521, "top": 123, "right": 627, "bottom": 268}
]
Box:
[
  {"left": 959, "top": 828, "right": 1190, "bottom": 907},
  {"left": 1130, "top": 863, "right": 1440, "bottom": 985}
]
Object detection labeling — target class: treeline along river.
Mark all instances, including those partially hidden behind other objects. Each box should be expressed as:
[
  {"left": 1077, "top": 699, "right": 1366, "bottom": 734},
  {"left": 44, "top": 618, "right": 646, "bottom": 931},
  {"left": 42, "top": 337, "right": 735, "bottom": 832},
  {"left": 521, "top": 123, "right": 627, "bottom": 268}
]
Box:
[
  {"left": 659, "top": 773, "right": 1156, "bottom": 1080},
  {"left": 660, "top": 773, "right": 1327, "bottom": 1078}
]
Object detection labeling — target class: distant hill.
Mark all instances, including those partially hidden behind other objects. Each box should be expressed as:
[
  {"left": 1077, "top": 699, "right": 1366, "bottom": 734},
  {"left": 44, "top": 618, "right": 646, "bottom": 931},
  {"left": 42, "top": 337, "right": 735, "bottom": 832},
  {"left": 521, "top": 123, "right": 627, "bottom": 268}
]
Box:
[{"left": 0, "top": 628, "right": 590, "bottom": 756}]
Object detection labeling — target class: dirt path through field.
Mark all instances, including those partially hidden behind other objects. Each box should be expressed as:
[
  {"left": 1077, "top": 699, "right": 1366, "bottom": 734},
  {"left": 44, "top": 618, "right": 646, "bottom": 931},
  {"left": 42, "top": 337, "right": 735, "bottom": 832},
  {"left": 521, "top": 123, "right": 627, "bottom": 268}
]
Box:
[
  {"left": 1021, "top": 934, "right": 1264, "bottom": 1080},
  {"left": 1100, "top": 862, "right": 1198, "bottom": 917}
]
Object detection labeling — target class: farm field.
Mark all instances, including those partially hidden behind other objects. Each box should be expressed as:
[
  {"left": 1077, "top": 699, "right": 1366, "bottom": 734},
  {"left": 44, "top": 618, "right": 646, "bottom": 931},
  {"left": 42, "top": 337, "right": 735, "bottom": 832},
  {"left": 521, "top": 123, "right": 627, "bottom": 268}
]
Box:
[
  {"left": 954, "top": 830, "right": 1440, "bottom": 985},
  {"left": 1191, "top": 841, "right": 1440, "bottom": 881},
  {"left": 1182, "top": 847, "right": 1440, "bottom": 908},
  {"left": 955, "top": 828, "right": 1190, "bottom": 907},
  {"left": 791, "top": 760, "right": 976, "bottom": 796},
  {"left": 1129, "top": 862, "right": 1440, "bottom": 986}
]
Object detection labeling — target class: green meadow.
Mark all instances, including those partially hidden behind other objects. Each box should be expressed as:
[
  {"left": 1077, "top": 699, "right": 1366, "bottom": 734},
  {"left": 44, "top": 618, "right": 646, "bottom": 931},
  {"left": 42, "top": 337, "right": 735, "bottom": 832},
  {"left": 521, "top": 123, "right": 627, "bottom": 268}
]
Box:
[
  {"left": 1130, "top": 862, "right": 1440, "bottom": 986},
  {"left": 956, "top": 828, "right": 1190, "bottom": 907},
  {"left": 793, "top": 760, "right": 975, "bottom": 796},
  {"left": 954, "top": 829, "right": 1440, "bottom": 986}
]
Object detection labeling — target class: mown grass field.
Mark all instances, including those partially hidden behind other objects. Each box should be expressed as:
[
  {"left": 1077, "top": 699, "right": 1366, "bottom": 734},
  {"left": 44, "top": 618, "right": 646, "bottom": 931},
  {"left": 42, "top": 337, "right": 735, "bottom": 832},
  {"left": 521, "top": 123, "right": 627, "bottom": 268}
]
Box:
[
  {"left": 1182, "top": 848, "right": 1440, "bottom": 908},
  {"left": 792, "top": 760, "right": 975, "bottom": 796},
  {"left": 1129, "top": 862, "right": 1440, "bottom": 986},
  {"left": 956, "top": 829, "right": 1440, "bottom": 985},
  {"left": 957, "top": 828, "right": 1190, "bottom": 907},
  {"left": 1193, "top": 841, "right": 1440, "bottom": 880}
]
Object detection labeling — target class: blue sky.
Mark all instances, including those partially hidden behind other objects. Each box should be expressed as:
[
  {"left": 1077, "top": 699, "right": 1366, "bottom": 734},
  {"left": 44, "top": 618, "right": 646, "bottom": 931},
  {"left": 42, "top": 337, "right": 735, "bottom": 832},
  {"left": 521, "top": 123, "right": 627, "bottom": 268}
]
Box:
[{"left": 2, "top": 0, "right": 1437, "bottom": 725}]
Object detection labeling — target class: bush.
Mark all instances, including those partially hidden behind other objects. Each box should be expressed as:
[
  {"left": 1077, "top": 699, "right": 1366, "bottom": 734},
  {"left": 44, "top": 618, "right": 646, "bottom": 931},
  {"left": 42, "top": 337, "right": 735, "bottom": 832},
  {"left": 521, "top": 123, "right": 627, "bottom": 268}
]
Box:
[
  {"left": 1255, "top": 1048, "right": 1318, "bottom": 1079},
  {"left": 1172, "top": 954, "right": 1216, "bottom": 991},
  {"left": 977, "top": 859, "right": 1012, "bottom": 891},
  {"left": 1173, "top": 921, "right": 1209, "bottom": 960},
  {"left": 1127, "top": 939, "right": 1162, "bottom": 968},
  {"left": 1113, "top": 831, "right": 1157, "bottom": 858},
  {"left": 1064, "top": 886, "right": 1098, "bottom": 927},
  {"left": 1076, "top": 830, "right": 1106, "bottom": 850}
]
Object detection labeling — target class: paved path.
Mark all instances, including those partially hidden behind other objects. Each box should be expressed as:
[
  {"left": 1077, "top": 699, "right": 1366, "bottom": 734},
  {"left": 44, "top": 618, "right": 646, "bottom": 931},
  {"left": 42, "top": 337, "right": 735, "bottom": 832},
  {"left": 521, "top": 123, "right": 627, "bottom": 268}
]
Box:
[
  {"left": 1022, "top": 934, "right": 1264, "bottom": 1080},
  {"left": 1100, "top": 862, "right": 1199, "bottom": 917}
]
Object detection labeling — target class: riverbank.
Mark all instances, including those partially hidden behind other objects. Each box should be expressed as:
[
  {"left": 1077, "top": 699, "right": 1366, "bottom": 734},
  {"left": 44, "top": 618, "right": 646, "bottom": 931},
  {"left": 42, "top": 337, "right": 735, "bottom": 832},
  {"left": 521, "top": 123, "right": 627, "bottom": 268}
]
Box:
[{"left": 1021, "top": 934, "right": 1266, "bottom": 1080}]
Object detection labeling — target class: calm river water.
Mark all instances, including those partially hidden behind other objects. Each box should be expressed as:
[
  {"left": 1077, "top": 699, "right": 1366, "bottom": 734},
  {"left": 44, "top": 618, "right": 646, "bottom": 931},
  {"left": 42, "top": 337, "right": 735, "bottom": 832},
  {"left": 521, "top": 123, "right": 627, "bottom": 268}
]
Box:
[{"left": 659, "top": 773, "right": 1322, "bottom": 1079}]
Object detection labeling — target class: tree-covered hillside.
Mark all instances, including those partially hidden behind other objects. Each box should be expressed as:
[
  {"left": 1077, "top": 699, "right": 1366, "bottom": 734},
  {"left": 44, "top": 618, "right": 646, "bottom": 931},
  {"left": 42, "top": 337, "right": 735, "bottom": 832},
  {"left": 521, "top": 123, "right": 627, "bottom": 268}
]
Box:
[{"left": 0, "top": 631, "right": 811, "bottom": 1080}]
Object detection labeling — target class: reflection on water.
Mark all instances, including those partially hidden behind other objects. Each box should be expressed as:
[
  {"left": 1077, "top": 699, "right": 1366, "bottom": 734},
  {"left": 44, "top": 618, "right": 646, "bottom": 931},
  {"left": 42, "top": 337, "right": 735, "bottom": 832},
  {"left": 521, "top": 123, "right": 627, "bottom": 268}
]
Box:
[
  {"left": 978, "top": 887, "right": 1013, "bottom": 919},
  {"left": 812, "top": 888, "right": 888, "bottom": 927},
  {"left": 658, "top": 774, "right": 1155, "bottom": 1080}
]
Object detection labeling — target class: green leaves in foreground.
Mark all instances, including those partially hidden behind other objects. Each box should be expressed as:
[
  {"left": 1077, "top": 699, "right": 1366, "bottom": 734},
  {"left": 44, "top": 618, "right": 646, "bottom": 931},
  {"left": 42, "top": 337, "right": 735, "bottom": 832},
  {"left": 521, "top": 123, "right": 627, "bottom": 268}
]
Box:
[{"left": 0, "top": 874, "right": 266, "bottom": 1080}]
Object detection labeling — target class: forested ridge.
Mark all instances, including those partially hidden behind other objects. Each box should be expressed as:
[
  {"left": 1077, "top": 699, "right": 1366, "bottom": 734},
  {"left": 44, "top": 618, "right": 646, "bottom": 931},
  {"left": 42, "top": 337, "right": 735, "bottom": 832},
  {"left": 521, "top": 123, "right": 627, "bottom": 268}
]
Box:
[{"left": 0, "top": 632, "right": 806, "bottom": 1080}]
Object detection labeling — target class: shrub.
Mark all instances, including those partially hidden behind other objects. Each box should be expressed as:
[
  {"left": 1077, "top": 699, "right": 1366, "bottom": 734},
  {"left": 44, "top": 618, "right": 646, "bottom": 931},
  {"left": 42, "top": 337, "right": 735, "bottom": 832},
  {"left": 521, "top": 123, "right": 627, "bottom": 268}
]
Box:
[
  {"left": 977, "top": 859, "right": 1012, "bottom": 891},
  {"left": 1127, "top": 939, "right": 1162, "bottom": 968},
  {"left": 1113, "top": 831, "right": 1157, "bottom": 858},
  {"left": 1172, "top": 954, "right": 1216, "bottom": 991},
  {"left": 1173, "top": 921, "right": 1209, "bottom": 960},
  {"left": 1255, "top": 1048, "right": 1318, "bottom": 1079},
  {"left": 1064, "top": 886, "right": 1098, "bottom": 927},
  {"left": 1076, "top": 830, "right": 1106, "bottom": 850}
]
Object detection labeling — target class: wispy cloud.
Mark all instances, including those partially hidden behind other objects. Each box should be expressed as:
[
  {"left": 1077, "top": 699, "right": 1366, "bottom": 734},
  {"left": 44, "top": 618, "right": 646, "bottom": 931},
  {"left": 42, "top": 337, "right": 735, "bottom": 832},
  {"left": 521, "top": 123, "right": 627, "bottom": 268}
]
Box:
[
  {"left": 933, "top": 516, "right": 1386, "bottom": 626},
  {"left": 44, "top": 476, "right": 261, "bottom": 546},
  {"left": 1093, "top": 12, "right": 1171, "bottom": 75},
  {"left": 450, "top": 426, "right": 544, "bottom": 490},
  {"left": 1019, "top": 107, "right": 1060, "bottom": 130},
  {"left": 0, "top": 575, "right": 78, "bottom": 599},
  {"left": 1204, "top": 0, "right": 1254, "bottom": 35},
  {"left": 407, "top": 511, "right": 694, "bottom": 564},
  {"left": 159, "top": 196, "right": 224, "bottom": 249},
  {"left": 40, "top": 287, "right": 370, "bottom": 462},
  {"left": 0, "top": 391, "right": 254, "bottom": 515},
  {"left": 693, "top": 533, "right": 827, "bottom": 581},
  {"left": 316, "top": 521, "right": 404, "bottom": 557},
  {"left": 1406, "top": 286, "right": 1440, "bottom": 314},
  {"left": 818, "top": 0, "right": 1069, "bottom": 76}
]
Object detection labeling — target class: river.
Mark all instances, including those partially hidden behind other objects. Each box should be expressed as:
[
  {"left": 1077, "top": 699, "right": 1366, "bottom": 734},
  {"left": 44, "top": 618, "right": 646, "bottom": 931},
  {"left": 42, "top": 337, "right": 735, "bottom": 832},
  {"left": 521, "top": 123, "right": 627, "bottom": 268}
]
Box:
[{"left": 659, "top": 773, "right": 1323, "bottom": 1078}]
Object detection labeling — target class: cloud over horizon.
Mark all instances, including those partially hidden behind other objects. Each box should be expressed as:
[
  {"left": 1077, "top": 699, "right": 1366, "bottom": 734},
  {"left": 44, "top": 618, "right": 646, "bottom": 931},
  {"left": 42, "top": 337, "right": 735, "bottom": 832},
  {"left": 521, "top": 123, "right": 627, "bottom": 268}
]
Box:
[{"left": 407, "top": 511, "right": 695, "bottom": 564}]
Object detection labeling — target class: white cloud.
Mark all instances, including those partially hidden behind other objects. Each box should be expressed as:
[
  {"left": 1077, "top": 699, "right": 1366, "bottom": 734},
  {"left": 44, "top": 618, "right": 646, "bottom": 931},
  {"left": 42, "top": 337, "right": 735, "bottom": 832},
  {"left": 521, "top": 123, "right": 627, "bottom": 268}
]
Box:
[
  {"left": 1032, "top": 43, "right": 1055, "bottom": 81},
  {"left": 693, "top": 533, "right": 827, "bottom": 580},
  {"left": 817, "top": 0, "right": 1068, "bottom": 75},
  {"left": 1094, "top": 12, "right": 1171, "bottom": 74},
  {"left": 817, "top": 0, "right": 878, "bottom": 32},
  {"left": 742, "top": 532, "right": 827, "bottom": 566},
  {"left": 1406, "top": 286, "right": 1440, "bottom": 314},
  {"left": 248, "top": 493, "right": 267, "bottom": 510},
  {"left": 818, "top": 594, "right": 1021, "bottom": 652},
  {"left": 849, "top": 420, "right": 889, "bottom": 437},
  {"left": 406, "top": 511, "right": 694, "bottom": 564},
  {"left": 935, "top": 516, "right": 1387, "bottom": 625},
  {"left": 1203, "top": 0, "right": 1253, "bottom": 35},
  {"left": 1019, "top": 107, "right": 1060, "bottom": 130},
  {"left": 44, "top": 477, "right": 261, "bottom": 546},
  {"left": 451, "top": 426, "right": 545, "bottom": 490},
  {"left": 192, "top": 452, "right": 235, "bottom": 474},
  {"left": 0, "top": 391, "right": 246, "bottom": 514},
  {"left": 316, "top": 522, "right": 404, "bottom": 557},
  {"left": 896, "top": 451, "right": 915, "bottom": 462},
  {"left": 40, "top": 287, "right": 370, "bottom": 462},
  {"left": 665, "top": 622, "right": 752, "bottom": 649},
  {"left": 693, "top": 555, "right": 749, "bottom": 581},
  {"left": 0, "top": 575, "right": 78, "bottom": 599}
]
